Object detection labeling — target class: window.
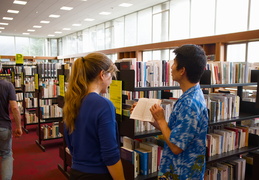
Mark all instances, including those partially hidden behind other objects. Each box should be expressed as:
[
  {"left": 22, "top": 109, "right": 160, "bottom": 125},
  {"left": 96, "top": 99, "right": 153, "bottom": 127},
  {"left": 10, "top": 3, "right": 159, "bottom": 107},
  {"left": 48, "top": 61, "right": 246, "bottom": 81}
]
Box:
[
  {"left": 190, "top": 0, "right": 215, "bottom": 38},
  {"left": 125, "top": 13, "right": 137, "bottom": 46},
  {"left": 0, "top": 36, "right": 15, "bottom": 55},
  {"left": 29, "top": 38, "right": 45, "bottom": 56},
  {"left": 15, "top": 37, "right": 30, "bottom": 55},
  {"left": 169, "top": 0, "right": 190, "bottom": 40},
  {"left": 113, "top": 17, "right": 124, "bottom": 48},
  {"left": 152, "top": 2, "right": 169, "bottom": 43},
  {"left": 247, "top": 41, "right": 259, "bottom": 62},
  {"left": 226, "top": 43, "right": 246, "bottom": 62},
  {"left": 96, "top": 24, "right": 105, "bottom": 50},
  {"left": 137, "top": 8, "right": 152, "bottom": 45},
  {"left": 249, "top": 0, "right": 259, "bottom": 30},
  {"left": 216, "top": 0, "right": 249, "bottom": 34}
]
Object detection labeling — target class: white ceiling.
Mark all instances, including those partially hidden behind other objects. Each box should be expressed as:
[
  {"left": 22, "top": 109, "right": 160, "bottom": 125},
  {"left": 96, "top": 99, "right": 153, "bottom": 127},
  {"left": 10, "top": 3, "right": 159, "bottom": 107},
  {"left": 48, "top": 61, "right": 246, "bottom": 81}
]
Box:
[{"left": 0, "top": 0, "right": 167, "bottom": 38}]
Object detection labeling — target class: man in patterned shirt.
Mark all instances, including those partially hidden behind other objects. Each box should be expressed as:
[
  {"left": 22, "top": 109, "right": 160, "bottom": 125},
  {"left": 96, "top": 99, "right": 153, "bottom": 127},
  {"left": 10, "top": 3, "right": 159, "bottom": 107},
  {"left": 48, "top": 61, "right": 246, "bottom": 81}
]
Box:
[{"left": 150, "top": 44, "right": 208, "bottom": 180}]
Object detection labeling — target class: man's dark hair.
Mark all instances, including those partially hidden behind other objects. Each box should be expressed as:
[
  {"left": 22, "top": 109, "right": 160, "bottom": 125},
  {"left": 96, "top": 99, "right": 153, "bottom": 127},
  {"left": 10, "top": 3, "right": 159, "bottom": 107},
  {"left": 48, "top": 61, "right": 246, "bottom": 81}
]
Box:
[{"left": 173, "top": 44, "right": 207, "bottom": 83}]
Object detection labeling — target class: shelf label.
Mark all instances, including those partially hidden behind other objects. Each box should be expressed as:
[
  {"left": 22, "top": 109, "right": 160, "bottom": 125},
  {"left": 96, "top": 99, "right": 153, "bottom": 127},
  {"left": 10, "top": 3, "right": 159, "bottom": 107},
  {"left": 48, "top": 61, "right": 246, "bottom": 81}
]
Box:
[
  {"left": 35, "top": 74, "right": 38, "bottom": 90},
  {"left": 15, "top": 54, "right": 24, "bottom": 64},
  {"left": 59, "top": 75, "right": 65, "bottom": 97},
  {"left": 109, "top": 80, "right": 122, "bottom": 115}
]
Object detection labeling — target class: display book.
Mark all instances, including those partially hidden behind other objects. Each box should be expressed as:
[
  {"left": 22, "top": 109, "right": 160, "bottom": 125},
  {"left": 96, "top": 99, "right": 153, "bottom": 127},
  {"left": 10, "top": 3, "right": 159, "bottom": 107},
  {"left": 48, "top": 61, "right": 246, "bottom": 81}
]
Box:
[
  {"left": 117, "top": 67, "right": 259, "bottom": 180},
  {"left": 34, "top": 62, "right": 63, "bottom": 152}
]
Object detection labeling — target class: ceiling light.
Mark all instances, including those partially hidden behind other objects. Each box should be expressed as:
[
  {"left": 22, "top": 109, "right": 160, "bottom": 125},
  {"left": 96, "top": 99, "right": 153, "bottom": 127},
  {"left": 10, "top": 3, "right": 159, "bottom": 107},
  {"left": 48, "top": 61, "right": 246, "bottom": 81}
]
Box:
[
  {"left": 33, "top": 25, "right": 42, "bottom": 28},
  {"left": 84, "top": 18, "right": 94, "bottom": 21},
  {"left": 119, "top": 3, "right": 133, "bottom": 7},
  {"left": 99, "top": 12, "right": 111, "bottom": 15},
  {"left": 13, "top": 0, "right": 27, "bottom": 5},
  {"left": 72, "top": 24, "right": 81, "bottom": 26},
  {"left": 7, "top": 10, "right": 19, "bottom": 14},
  {"left": 23, "top": 33, "right": 30, "bottom": 35},
  {"left": 55, "top": 31, "right": 62, "bottom": 34},
  {"left": 0, "top": 23, "right": 9, "bottom": 25},
  {"left": 63, "top": 28, "right": 71, "bottom": 30},
  {"left": 81, "top": 0, "right": 87, "bottom": 1},
  {"left": 0, "top": 31, "right": 2, "bottom": 33},
  {"left": 27, "top": 29, "right": 35, "bottom": 32},
  {"left": 49, "top": 14, "right": 60, "bottom": 18},
  {"left": 40, "top": 21, "right": 50, "bottom": 24},
  {"left": 3, "top": 17, "right": 13, "bottom": 20},
  {"left": 60, "top": 6, "right": 73, "bottom": 11},
  {"left": 0, "top": 27, "right": 5, "bottom": 29},
  {"left": 48, "top": 34, "right": 55, "bottom": 37}
]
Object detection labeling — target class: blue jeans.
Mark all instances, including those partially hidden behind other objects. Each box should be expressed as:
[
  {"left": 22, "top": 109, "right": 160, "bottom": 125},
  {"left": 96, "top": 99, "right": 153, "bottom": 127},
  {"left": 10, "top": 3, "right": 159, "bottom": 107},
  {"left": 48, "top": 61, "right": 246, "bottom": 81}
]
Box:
[{"left": 0, "top": 127, "right": 13, "bottom": 180}]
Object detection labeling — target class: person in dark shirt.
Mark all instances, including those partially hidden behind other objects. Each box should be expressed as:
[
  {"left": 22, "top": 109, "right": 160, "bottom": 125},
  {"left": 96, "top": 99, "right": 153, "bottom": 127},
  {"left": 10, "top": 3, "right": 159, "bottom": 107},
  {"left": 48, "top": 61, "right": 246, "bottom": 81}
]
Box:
[
  {"left": 0, "top": 62, "right": 23, "bottom": 180},
  {"left": 63, "top": 52, "right": 125, "bottom": 180}
]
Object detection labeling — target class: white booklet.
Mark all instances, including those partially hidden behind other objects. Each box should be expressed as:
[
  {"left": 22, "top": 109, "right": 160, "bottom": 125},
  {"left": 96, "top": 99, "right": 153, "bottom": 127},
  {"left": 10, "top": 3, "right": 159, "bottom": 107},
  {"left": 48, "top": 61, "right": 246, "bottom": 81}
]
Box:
[{"left": 130, "top": 98, "right": 161, "bottom": 122}]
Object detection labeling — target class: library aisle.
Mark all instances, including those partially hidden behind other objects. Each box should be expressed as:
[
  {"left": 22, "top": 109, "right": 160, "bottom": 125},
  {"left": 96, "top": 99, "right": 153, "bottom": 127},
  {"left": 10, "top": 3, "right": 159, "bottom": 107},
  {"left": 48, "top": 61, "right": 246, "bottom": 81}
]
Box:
[{"left": 11, "top": 123, "right": 66, "bottom": 180}]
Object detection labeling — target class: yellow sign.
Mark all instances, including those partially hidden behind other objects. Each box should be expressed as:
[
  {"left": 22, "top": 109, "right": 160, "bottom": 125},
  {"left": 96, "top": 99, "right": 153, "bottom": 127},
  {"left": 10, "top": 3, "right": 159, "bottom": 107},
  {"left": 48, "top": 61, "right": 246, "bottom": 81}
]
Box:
[
  {"left": 15, "top": 54, "right": 24, "bottom": 64},
  {"left": 109, "top": 80, "right": 122, "bottom": 115},
  {"left": 35, "top": 74, "right": 38, "bottom": 90},
  {"left": 59, "top": 75, "right": 65, "bottom": 97}
]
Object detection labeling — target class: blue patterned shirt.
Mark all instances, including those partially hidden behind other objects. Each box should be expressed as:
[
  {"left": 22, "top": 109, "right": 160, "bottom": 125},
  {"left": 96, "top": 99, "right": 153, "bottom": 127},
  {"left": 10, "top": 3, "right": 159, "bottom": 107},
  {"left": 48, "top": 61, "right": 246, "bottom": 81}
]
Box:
[{"left": 158, "top": 84, "right": 208, "bottom": 180}]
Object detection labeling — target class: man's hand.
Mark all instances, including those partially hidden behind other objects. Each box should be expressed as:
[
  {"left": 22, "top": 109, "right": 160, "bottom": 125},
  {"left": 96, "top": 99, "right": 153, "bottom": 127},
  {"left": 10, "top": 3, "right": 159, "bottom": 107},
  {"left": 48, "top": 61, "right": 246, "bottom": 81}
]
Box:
[
  {"left": 150, "top": 104, "right": 166, "bottom": 124},
  {"left": 14, "top": 128, "right": 23, "bottom": 137}
]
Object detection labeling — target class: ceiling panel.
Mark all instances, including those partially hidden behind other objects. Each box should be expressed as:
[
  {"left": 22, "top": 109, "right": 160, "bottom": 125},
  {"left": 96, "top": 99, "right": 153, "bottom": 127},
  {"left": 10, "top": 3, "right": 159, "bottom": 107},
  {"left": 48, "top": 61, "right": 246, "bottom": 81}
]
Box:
[{"left": 0, "top": 0, "right": 167, "bottom": 38}]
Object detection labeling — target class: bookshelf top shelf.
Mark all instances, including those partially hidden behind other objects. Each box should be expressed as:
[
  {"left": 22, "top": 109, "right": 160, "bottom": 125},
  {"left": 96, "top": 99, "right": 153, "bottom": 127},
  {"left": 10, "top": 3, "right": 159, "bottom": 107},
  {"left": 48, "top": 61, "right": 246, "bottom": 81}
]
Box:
[{"left": 133, "top": 83, "right": 257, "bottom": 91}]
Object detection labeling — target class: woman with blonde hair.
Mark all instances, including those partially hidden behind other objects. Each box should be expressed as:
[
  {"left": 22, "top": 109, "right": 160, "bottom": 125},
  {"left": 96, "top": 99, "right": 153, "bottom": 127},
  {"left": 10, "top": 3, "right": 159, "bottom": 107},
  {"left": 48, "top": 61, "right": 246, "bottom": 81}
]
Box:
[{"left": 63, "top": 52, "right": 125, "bottom": 180}]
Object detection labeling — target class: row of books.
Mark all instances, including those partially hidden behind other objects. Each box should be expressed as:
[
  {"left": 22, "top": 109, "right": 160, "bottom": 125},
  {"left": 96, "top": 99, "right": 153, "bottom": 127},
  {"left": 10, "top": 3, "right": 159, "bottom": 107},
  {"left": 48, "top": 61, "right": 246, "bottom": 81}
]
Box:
[
  {"left": 24, "top": 97, "right": 37, "bottom": 108},
  {"left": 40, "top": 79, "right": 59, "bottom": 98},
  {"left": 121, "top": 136, "right": 163, "bottom": 177},
  {"left": 116, "top": 58, "right": 259, "bottom": 87},
  {"left": 40, "top": 123, "right": 62, "bottom": 139},
  {"left": 25, "top": 111, "right": 38, "bottom": 124},
  {"left": 207, "top": 126, "right": 250, "bottom": 157},
  {"left": 37, "top": 63, "right": 61, "bottom": 78},
  {"left": 205, "top": 158, "right": 246, "bottom": 180},
  {"left": 14, "top": 77, "right": 22, "bottom": 88},
  {"left": 24, "top": 81, "right": 35, "bottom": 92},
  {"left": 16, "top": 92, "right": 23, "bottom": 101},
  {"left": 207, "top": 61, "right": 259, "bottom": 84},
  {"left": 39, "top": 104, "right": 62, "bottom": 118},
  {"left": 204, "top": 93, "right": 240, "bottom": 122},
  {"left": 24, "top": 66, "right": 37, "bottom": 75}
]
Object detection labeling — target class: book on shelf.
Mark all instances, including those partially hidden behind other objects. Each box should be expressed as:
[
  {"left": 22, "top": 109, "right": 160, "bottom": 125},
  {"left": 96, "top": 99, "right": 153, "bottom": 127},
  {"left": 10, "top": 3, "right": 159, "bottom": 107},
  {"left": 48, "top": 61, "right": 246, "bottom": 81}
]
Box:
[
  {"left": 120, "top": 147, "right": 139, "bottom": 178},
  {"left": 134, "top": 148, "right": 151, "bottom": 176},
  {"left": 130, "top": 98, "right": 161, "bottom": 122}
]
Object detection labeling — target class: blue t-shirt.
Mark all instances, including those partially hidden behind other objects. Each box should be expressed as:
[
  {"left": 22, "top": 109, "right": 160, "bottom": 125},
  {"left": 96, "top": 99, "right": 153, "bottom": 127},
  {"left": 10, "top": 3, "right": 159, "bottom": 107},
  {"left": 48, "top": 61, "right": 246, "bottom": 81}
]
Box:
[
  {"left": 158, "top": 84, "right": 208, "bottom": 180},
  {"left": 64, "top": 92, "right": 120, "bottom": 174},
  {"left": 0, "top": 79, "right": 17, "bottom": 129}
]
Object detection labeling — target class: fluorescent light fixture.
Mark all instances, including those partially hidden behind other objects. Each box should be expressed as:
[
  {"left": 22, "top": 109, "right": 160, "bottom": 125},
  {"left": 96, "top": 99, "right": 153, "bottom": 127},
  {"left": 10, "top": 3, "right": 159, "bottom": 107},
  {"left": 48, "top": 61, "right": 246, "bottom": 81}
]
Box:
[
  {"left": 13, "top": 0, "right": 27, "bottom": 5},
  {"left": 49, "top": 14, "right": 60, "bottom": 18},
  {"left": 48, "top": 34, "right": 55, "bottom": 37},
  {"left": 0, "top": 27, "right": 5, "bottom": 29},
  {"left": 60, "top": 6, "right": 73, "bottom": 10},
  {"left": 55, "top": 31, "right": 62, "bottom": 34},
  {"left": 99, "top": 12, "right": 111, "bottom": 15},
  {"left": 63, "top": 28, "right": 71, "bottom": 30},
  {"left": 81, "top": 0, "right": 87, "bottom": 1},
  {"left": 40, "top": 21, "right": 50, "bottom": 24},
  {"left": 119, "top": 3, "right": 133, "bottom": 7},
  {"left": 0, "top": 23, "right": 9, "bottom": 25},
  {"left": 23, "top": 33, "right": 30, "bottom": 35},
  {"left": 84, "top": 18, "right": 94, "bottom": 21},
  {"left": 3, "top": 17, "right": 13, "bottom": 20},
  {"left": 7, "top": 10, "right": 19, "bottom": 14},
  {"left": 27, "top": 29, "right": 35, "bottom": 32},
  {"left": 33, "top": 25, "right": 42, "bottom": 28},
  {"left": 0, "top": 31, "right": 1, "bottom": 33},
  {"left": 72, "top": 24, "right": 81, "bottom": 26}
]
